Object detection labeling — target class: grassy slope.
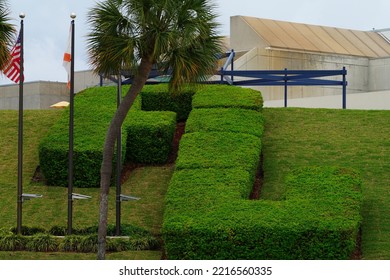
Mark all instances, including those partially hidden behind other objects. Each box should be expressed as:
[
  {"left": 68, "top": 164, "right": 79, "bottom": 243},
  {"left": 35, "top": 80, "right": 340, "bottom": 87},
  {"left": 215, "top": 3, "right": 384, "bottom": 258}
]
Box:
[
  {"left": 0, "top": 110, "right": 171, "bottom": 260},
  {"left": 1, "top": 108, "right": 390, "bottom": 259},
  {"left": 262, "top": 108, "right": 390, "bottom": 260}
]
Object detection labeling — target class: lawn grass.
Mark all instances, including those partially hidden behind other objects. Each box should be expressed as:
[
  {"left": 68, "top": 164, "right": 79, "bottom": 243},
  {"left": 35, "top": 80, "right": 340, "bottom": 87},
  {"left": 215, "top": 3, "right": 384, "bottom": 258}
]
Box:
[
  {"left": 0, "top": 110, "right": 172, "bottom": 260},
  {"left": 262, "top": 108, "right": 390, "bottom": 260}
]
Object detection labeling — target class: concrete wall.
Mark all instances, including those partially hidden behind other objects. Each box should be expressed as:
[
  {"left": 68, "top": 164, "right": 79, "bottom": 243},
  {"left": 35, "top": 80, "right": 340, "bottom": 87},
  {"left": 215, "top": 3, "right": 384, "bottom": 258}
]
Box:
[
  {"left": 0, "top": 71, "right": 116, "bottom": 110},
  {"left": 74, "top": 70, "right": 113, "bottom": 93},
  {"left": 0, "top": 81, "right": 68, "bottom": 110},
  {"left": 368, "top": 57, "right": 390, "bottom": 91},
  {"left": 232, "top": 48, "right": 369, "bottom": 101}
]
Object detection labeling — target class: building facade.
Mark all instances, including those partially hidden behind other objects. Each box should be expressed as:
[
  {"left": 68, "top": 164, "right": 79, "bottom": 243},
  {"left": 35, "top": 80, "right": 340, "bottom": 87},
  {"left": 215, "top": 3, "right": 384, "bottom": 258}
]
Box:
[{"left": 229, "top": 16, "right": 390, "bottom": 100}]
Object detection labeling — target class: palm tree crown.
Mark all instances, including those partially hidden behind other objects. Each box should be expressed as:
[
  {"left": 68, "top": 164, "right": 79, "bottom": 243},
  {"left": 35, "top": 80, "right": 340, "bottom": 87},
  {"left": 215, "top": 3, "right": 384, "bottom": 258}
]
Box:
[
  {"left": 87, "top": 0, "right": 222, "bottom": 90},
  {"left": 0, "top": 0, "right": 15, "bottom": 71}
]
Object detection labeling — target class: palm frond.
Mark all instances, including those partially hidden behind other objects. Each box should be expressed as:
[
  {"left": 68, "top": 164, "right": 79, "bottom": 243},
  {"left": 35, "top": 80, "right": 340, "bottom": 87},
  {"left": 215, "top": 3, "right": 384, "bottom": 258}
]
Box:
[
  {"left": 86, "top": 0, "right": 223, "bottom": 88},
  {"left": 0, "top": 0, "right": 16, "bottom": 71}
]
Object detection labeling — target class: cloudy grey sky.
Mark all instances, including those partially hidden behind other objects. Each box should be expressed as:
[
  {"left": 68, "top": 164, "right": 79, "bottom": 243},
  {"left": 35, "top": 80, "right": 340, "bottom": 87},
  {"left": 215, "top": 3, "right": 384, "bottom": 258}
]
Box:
[{"left": 1, "top": 0, "right": 390, "bottom": 85}]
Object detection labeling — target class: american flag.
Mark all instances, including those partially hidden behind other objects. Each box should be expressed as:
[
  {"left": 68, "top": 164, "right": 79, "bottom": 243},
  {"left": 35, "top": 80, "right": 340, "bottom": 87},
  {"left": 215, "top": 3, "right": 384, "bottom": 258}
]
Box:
[{"left": 3, "top": 32, "right": 23, "bottom": 84}]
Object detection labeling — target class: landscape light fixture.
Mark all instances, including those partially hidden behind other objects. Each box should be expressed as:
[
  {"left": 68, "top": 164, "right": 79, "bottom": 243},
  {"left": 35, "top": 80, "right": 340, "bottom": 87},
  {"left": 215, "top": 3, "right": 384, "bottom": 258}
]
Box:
[
  {"left": 21, "top": 193, "right": 42, "bottom": 202},
  {"left": 71, "top": 193, "right": 92, "bottom": 200},
  {"left": 119, "top": 194, "right": 141, "bottom": 202}
]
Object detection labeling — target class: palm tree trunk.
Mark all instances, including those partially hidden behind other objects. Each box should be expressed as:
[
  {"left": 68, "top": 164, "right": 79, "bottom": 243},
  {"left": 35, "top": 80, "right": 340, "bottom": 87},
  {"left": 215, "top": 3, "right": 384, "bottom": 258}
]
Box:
[{"left": 97, "top": 57, "right": 153, "bottom": 260}]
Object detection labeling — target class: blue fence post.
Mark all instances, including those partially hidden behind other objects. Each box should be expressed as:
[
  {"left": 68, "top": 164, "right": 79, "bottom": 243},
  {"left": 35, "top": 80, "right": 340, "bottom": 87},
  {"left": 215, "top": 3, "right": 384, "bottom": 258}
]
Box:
[
  {"left": 284, "top": 68, "right": 288, "bottom": 108},
  {"left": 220, "top": 67, "right": 224, "bottom": 84},
  {"left": 342, "top": 66, "right": 347, "bottom": 109},
  {"left": 231, "top": 49, "right": 235, "bottom": 83}
]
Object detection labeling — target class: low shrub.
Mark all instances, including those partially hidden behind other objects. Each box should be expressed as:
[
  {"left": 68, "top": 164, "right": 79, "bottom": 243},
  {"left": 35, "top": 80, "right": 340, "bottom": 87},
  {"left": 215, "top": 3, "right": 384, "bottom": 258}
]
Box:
[
  {"left": 59, "top": 235, "right": 82, "bottom": 252},
  {"left": 25, "top": 233, "right": 58, "bottom": 252},
  {"left": 106, "top": 237, "right": 131, "bottom": 252},
  {"left": 163, "top": 167, "right": 362, "bottom": 259},
  {"left": 192, "top": 85, "right": 263, "bottom": 111},
  {"left": 140, "top": 84, "right": 195, "bottom": 121},
  {"left": 11, "top": 226, "right": 46, "bottom": 236},
  {"left": 0, "top": 232, "right": 26, "bottom": 251},
  {"left": 0, "top": 224, "right": 158, "bottom": 253},
  {"left": 78, "top": 234, "right": 98, "bottom": 253},
  {"left": 125, "top": 111, "right": 177, "bottom": 164},
  {"left": 127, "top": 235, "right": 160, "bottom": 251}
]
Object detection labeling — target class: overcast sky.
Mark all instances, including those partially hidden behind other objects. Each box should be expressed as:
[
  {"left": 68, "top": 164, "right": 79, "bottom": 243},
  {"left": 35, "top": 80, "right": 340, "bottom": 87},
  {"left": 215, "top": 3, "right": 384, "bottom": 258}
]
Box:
[{"left": 1, "top": 0, "right": 390, "bottom": 85}]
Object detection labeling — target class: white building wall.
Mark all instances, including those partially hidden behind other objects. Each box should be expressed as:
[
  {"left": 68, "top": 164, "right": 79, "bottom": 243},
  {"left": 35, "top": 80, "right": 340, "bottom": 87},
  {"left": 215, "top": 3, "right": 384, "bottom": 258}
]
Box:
[
  {"left": 368, "top": 57, "right": 390, "bottom": 91},
  {"left": 74, "top": 70, "right": 110, "bottom": 93},
  {"left": 0, "top": 71, "right": 114, "bottom": 110},
  {"left": 0, "top": 81, "right": 68, "bottom": 110}
]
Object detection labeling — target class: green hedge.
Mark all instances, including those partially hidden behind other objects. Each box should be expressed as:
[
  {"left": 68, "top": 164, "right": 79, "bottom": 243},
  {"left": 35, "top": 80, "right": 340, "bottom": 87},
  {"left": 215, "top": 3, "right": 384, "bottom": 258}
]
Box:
[
  {"left": 39, "top": 85, "right": 261, "bottom": 187},
  {"left": 39, "top": 86, "right": 176, "bottom": 188},
  {"left": 140, "top": 84, "right": 195, "bottom": 121},
  {"left": 192, "top": 85, "right": 263, "bottom": 111},
  {"left": 39, "top": 87, "right": 129, "bottom": 187},
  {"left": 185, "top": 108, "right": 264, "bottom": 137},
  {"left": 163, "top": 85, "right": 361, "bottom": 259},
  {"left": 175, "top": 132, "right": 261, "bottom": 176},
  {"left": 125, "top": 111, "right": 177, "bottom": 164},
  {"left": 162, "top": 166, "right": 362, "bottom": 259}
]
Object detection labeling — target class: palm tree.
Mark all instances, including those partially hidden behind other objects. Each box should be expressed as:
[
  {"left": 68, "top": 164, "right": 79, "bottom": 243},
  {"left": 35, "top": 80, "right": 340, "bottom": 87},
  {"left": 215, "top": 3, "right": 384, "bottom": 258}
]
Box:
[
  {"left": 0, "top": 0, "right": 15, "bottom": 71},
  {"left": 87, "top": 0, "right": 222, "bottom": 259}
]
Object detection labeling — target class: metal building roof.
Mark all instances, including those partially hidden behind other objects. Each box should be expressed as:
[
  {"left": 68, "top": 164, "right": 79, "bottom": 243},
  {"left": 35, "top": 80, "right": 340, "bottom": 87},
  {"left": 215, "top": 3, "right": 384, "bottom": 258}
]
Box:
[{"left": 240, "top": 16, "right": 390, "bottom": 58}]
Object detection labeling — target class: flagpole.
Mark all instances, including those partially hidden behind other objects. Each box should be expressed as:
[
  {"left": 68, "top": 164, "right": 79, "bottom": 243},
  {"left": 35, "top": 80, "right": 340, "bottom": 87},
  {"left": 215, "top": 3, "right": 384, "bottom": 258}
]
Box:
[
  {"left": 67, "top": 13, "right": 76, "bottom": 235},
  {"left": 115, "top": 73, "right": 122, "bottom": 236},
  {"left": 17, "top": 13, "right": 25, "bottom": 235}
]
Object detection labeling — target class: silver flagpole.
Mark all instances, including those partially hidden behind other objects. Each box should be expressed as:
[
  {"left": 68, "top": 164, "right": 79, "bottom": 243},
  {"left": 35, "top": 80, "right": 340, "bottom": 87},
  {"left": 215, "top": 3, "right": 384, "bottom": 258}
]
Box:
[
  {"left": 67, "top": 13, "right": 76, "bottom": 235},
  {"left": 17, "top": 13, "right": 25, "bottom": 235}
]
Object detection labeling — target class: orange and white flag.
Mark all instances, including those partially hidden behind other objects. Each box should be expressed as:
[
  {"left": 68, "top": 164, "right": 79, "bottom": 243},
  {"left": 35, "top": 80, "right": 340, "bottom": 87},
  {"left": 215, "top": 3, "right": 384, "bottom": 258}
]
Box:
[{"left": 63, "top": 25, "right": 71, "bottom": 88}]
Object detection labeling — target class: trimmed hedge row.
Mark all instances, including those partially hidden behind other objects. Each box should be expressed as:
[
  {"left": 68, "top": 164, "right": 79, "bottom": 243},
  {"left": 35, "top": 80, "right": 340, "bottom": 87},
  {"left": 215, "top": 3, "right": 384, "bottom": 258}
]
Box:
[
  {"left": 140, "top": 84, "right": 195, "bottom": 121},
  {"left": 125, "top": 111, "right": 176, "bottom": 164},
  {"left": 162, "top": 86, "right": 362, "bottom": 259},
  {"left": 163, "top": 167, "right": 362, "bottom": 260},
  {"left": 192, "top": 85, "right": 263, "bottom": 111},
  {"left": 175, "top": 132, "right": 261, "bottom": 178},
  {"left": 185, "top": 108, "right": 264, "bottom": 137},
  {"left": 39, "top": 86, "right": 176, "bottom": 187},
  {"left": 0, "top": 224, "right": 158, "bottom": 252},
  {"left": 163, "top": 86, "right": 265, "bottom": 259}
]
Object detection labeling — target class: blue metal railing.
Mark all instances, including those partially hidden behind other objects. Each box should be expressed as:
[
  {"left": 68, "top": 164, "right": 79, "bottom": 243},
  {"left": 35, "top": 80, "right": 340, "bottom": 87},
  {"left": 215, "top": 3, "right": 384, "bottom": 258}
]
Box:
[
  {"left": 218, "top": 50, "right": 348, "bottom": 109},
  {"left": 110, "top": 50, "right": 348, "bottom": 109}
]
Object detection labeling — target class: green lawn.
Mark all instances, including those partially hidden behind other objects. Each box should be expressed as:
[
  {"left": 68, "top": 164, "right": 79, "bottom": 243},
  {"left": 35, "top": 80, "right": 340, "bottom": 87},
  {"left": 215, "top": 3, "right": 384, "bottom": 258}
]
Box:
[
  {"left": 262, "top": 108, "right": 390, "bottom": 260},
  {"left": 1, "top": 108, "right": 389, "bottom": 259}
]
